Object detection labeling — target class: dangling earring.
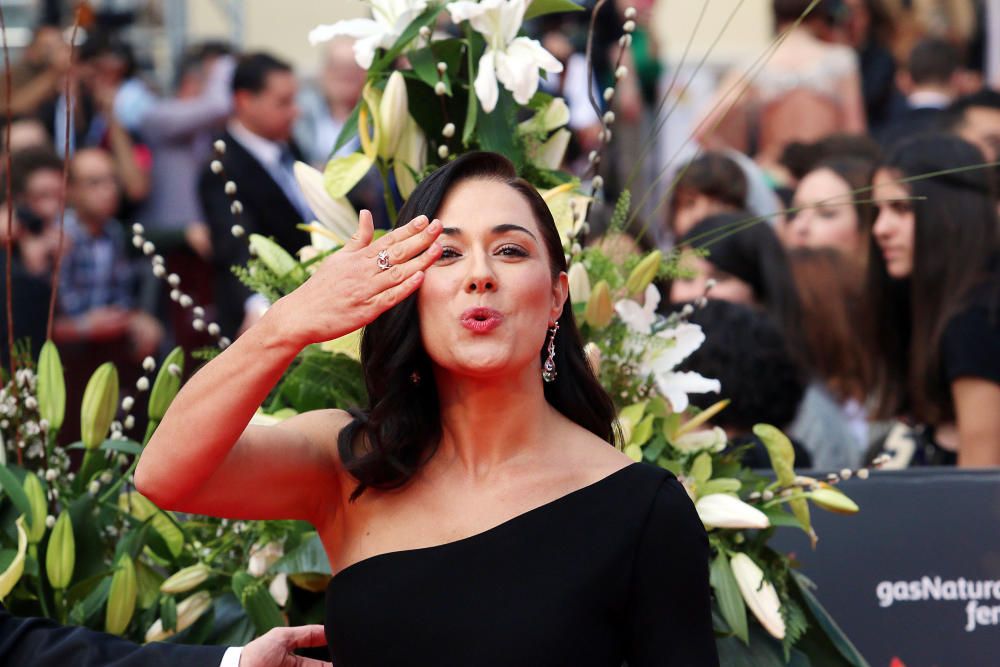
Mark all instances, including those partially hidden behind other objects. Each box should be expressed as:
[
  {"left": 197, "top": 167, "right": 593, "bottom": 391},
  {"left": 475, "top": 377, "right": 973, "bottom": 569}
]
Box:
[
  {"left": 542, "top": 321, "right": 559, "bottom": 383},
  {"left": 410, "top": 371, "right": 421, "bottom": 385}
]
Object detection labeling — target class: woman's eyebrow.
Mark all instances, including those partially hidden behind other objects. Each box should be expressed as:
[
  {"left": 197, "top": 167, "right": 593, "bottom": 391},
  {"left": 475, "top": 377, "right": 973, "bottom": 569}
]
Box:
[{"left": 440, "top": 224, "right": 538, "bottom": 240}]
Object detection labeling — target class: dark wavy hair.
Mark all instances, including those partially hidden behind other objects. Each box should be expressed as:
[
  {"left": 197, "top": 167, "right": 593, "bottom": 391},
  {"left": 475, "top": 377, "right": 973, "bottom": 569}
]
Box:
[
  {"left": 867, "top": 133, "right": 1000, "bottom": 424},
  {"left": 337, "top": 152, "right": 618, "bottom": 500}
]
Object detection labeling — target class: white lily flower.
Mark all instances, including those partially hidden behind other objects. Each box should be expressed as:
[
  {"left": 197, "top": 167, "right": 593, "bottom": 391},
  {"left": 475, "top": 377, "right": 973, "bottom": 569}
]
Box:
[
  {"left": 730, "top": 553, "right": 786, "bottom": 640},
  {"left": 695, "top": 493, "right": 770, "bottom": 530},
  {"left": 615, "top": 283, "right": 660, "bottom": 335},
  {"left": 534, "top": 127, "right": 571, "bottom": 170},
  {"left": 621, "top": 315, "right": 720, "bottom": 412},
  {"left": 309, "top": 0, "right": 429, "bottom": 69},
  {"left": 447, "top": 0, "right": 563, "bottom": 112}
]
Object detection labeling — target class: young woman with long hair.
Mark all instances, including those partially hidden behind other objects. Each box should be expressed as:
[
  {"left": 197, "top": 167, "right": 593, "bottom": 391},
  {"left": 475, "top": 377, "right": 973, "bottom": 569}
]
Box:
[
  {"left": 868, "top": 134, "right": 1000, "bottom": 466},
  {"left": 135, "top": 152, "right": 717, "bottom": 665}
]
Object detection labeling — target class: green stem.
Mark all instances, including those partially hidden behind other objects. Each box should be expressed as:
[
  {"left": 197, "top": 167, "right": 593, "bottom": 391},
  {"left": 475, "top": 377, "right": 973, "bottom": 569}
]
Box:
[
  {"left": 378, "top": 162, "right": 398, "bottom": 223},
  {"left": 29, "top": 544, "right": 53, "bottom": 619}
]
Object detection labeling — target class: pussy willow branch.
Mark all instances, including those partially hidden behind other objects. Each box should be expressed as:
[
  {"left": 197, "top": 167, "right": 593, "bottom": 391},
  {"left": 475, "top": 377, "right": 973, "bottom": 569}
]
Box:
[{"left": 47, "top": 9, "right": 81, "bottom": 342}]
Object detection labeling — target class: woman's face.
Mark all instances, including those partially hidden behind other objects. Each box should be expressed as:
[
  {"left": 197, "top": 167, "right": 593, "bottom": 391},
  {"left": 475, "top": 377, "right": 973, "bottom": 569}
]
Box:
[
  {"left": 417, "top": 179, "right": 567, "bottom": 380},
  {"left": 871, "top": 168, "right": 915, "bottom": 279},
  {"left": 786, "top": 168, "right": 861, "bottom": 254},
  {"left": 669, "top": 251, "right": 755, "bottom": 305},
  {"left": 671, "top": 189, "right": 726, "bottom": 239}
]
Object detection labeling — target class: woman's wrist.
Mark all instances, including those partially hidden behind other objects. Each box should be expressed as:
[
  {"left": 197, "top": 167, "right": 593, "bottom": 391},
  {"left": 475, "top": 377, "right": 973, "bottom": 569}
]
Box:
[{"left": 252, "top": 302, "right": 306, "bottom": 361}]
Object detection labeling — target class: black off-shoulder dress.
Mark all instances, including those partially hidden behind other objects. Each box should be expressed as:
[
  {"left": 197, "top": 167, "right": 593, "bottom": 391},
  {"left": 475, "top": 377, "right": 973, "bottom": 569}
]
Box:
[{"left": 324, "top": 461, "right": 719, "bottom": 666}]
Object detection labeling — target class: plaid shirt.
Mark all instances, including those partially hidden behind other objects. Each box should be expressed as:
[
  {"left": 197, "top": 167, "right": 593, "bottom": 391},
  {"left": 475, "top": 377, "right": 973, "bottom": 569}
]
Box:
[{"left": 58, "top": 211, "right": 133, "bottom": 317}]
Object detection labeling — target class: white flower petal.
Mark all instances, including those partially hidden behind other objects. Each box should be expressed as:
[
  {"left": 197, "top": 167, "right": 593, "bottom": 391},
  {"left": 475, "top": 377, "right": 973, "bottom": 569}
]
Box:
[
  {"left": 615, "top": 299, "right": 654, "bottom": 335},
  {"left": 446, "top": 0, "right": 490, "bottom": 23},
  {"left": 308, "top": 19, "right": 382, "bottom": 46},
  {"left": 673, "top": 426, "right": 728, "bottom": 454},
  {"left": 475, "top": 49, "right": 500, "bottom": 113},
  {"left": 510, "top": 35, "right": 563, "bottom": 73},
  {"left": 654, "top": 371, "right": 721, "bottom": 413},
  {"left": 652, "top": 322, "right": 707, "bottom": 370},
  {"left": 495, "top": 41, "right": 543, "bottom": 104}
]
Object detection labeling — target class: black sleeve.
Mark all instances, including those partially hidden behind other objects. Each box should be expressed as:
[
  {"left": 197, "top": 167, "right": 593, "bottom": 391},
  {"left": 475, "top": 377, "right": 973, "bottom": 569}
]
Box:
[
  {"left": 624, "top": 476, "right": 719, "bottom": 666},
  {"left": 0, "top": 606, "right": 227, "bottom": 667},
  {"left": 941, "top": 305, "right": 1000, "bottom": 384}
]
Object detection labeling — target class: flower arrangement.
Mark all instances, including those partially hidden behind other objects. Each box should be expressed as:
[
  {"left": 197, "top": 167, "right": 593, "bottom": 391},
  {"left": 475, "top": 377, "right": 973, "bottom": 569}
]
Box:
[{"left": 0, "top": 1, "right": 874, "bottom": 664}]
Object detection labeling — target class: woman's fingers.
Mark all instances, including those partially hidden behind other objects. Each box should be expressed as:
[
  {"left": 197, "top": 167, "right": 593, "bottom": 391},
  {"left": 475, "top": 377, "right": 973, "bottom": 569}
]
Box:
[
  {"left": 343, "top": 209, "right": 374, "bottom": 250},
  {"left": 373, "top": 269, "right": 426, "bottom": 311},
  {"left": 378, "top": 218, "right": 443, "bottom": 268},
  {"left": 373, "top": 235, "right": 442, "bottom": 290},
  {"left": 368, "top": 214, "right": 432, "bottom": 254}
]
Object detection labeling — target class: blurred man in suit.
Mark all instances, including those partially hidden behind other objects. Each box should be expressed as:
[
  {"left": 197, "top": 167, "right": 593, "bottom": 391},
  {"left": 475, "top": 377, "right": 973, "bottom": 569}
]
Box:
[
  {"left": 878, "top": 38, "right": 961, "bottom": 148},
  {"left": 198, "top": 52, "right": 313, "bottom": 339}
]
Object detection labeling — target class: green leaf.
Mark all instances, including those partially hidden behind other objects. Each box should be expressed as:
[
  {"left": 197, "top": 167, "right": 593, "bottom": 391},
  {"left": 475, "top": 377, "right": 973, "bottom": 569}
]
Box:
[
  {"left": 37, "top": 341, "right": 66, "bottom": 433},
  {"left": 408, "top": 42, "right": 461, "bottom": 97},
  {"left": 710, "top": 551, "right": 748, "bottom": 644},
  {"left": 275, "top": 348, "right": 366, "bottom": 413},
  {"left": 270, "top": 533, "right": 332, "bottom": 575},
  {"left": 161, "top": 593, "right": 178, "bottom": 631},
  {"left": 66, "top": 438, "right": 143, "bottom": 456},
  {"left": 791, "top": 571, "right": 870, "bottom": 667},
  {"left": 462, "top": 33, "right": 481, "bottom": 145},
  {"left": 524, "top": 0, "right": 584, "bottom": 20},
  {"left": 331, "top": 103, "right": 361, "bottom": 155},
  {"left": 323, "top": 152, "right": 375, "bottom": 199},
  {"left": 700, "top": 478, "right": 742, "bottom": 496},
  {"left": 691, "top": 452, "right": 712, "bottom": 486},
  {"left": 630, "top": 414, "right": 655, "bottom": 446},
  {"left": 477, "top": 89, "right": 524, "bottom": 167},
  {"left": 69, "top": 577, "right": 111, "bottom": 626},
  {"left": 232, "top": 570, "right": 285, "bottom": 635},
  {"left": 754, "top": 424, "right": 814, "bottom": 546},
  {"left": 0, "top": 466, "right": 31, "bottom": 519}
]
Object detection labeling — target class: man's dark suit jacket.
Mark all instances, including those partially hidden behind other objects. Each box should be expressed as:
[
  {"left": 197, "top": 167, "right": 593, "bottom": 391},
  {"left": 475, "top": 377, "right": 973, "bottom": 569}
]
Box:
[
  {"left": 876, "top": 105, "right": 947, "bottom": 151},
  {"left": 0, "top": 606, "right": 226, "bottom": 666},
  {"left": 197, "top": 130, "right": 310, "bottom": 339}
]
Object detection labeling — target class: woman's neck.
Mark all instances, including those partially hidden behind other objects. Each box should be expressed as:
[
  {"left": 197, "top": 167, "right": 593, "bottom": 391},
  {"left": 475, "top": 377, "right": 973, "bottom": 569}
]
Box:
[{"left": 432, "top": 364, "right": 559, "bottom": 479}]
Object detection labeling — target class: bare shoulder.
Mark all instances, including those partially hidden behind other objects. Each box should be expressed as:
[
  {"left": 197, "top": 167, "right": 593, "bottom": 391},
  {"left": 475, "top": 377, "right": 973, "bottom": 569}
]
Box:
[{"left": 555, "top": 418, "right": 633, "bottom": 476}]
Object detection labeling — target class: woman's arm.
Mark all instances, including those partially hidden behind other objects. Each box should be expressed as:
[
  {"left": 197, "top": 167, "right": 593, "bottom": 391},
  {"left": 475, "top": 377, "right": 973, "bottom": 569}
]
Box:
[
  {"left": 953, "top": 378, "right": 1000, "bottom": 467},
  {"left": 135, "top": 210, "right": 443, "bottom": 522}
]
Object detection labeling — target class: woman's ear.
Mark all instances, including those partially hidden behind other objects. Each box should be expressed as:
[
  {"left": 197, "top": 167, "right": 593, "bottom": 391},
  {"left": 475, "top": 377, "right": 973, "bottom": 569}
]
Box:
[{"left": 551, "top": 271, "right": 569, "bottom": 322}]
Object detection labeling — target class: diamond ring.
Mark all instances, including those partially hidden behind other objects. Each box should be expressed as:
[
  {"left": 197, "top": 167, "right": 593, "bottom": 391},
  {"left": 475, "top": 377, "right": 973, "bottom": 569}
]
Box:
[{"left": 376, "top": 249, "right": 392, "bottom": 271}]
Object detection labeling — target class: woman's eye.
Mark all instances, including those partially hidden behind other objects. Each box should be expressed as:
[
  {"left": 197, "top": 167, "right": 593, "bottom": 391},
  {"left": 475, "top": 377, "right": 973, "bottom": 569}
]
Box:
[
  {"left": 496, "top": 244, "right": 528, "bottom": 257},
  {"left": 438, "top": 247, "right": 461, "bottom": 259}
]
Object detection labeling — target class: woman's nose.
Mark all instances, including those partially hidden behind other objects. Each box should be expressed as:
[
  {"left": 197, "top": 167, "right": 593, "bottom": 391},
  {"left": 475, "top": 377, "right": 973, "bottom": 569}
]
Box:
[{"left": 465, "top": 251, "right": 497, "bottom": 293}]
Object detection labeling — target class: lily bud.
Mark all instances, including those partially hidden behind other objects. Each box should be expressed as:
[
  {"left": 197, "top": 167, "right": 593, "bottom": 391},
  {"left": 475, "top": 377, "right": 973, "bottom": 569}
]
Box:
[
  {"left": 248, "top": 541, "right": 284, "bottom": 578},
  {"left": 730, "top": 553, "right": 786, "bottom": 639},
  {"left": 0, "top": 517, "right": 27, "bottom": 600},
  {"left": 81, "top": 362, "right": 119, "bottom": 450},
  {"left": 160, "top": 563, "right": 210, "bottom": 594},
  {"left": 583, "top": 342, "right": 602, "bottom": 377},
  {"left": 45, "top": 511, "right": 75, "bottom": 589},
  {"left": 672, "top": 426, "right": 727, "bottom": 454},
  {"left": 567, "top": 263, "right": 591, "bottom": 304},
  {"left": 23, "top": 473, "right": 48, "bottom": 544},
  {"left": 625, "top": 250, "right": 662, "bottom": 296},
  {"left": 106, "top": 555, "right": 137, "bottom": 635},
  {"left": 585, "top": 281, "right": 614, "bottom": 328},
  {"left": 37, "top": 341, "right": 66, "bottom": 433},
  {"left": 808, "top": 485, "right": 860, "bottom": 514},
  {"left": 695, "top": 493, "right": 770, "bottom": 530},
  {"left": 293, "top": 161, "right": 357, "bottom": 244},
  {"left": 393, "top": 115, "right": 427, "bottom": 200},
  {"left": 148, "top": 347, "right": 184, "bottom": 423},
  {"left": 145, "top": 591, "right": 213, "bottom": 642},
  {"left": 378, "top": 71, "right": 408, "bottom": 159}
]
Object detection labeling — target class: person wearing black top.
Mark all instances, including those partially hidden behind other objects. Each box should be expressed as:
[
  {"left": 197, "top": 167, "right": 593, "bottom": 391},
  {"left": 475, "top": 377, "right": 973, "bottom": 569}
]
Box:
[
  {"left": 136, "top": 152, "right": 719, "bottom": 664},
  {"left": 868, "top": 133, "right": 1000, "bottom": 466}
]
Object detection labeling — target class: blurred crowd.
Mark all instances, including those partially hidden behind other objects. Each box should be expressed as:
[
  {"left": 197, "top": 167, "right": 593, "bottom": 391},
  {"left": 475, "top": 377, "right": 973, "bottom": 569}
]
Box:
[{"left": 0, "top": 0, "right": 997, "bottom": 469}]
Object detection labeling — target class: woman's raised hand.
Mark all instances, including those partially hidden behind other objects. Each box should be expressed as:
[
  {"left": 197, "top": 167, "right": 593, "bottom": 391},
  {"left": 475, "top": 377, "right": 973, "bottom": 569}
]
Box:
[{"left": 269, "top": 210, "right": 442, "bottom": 347}]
